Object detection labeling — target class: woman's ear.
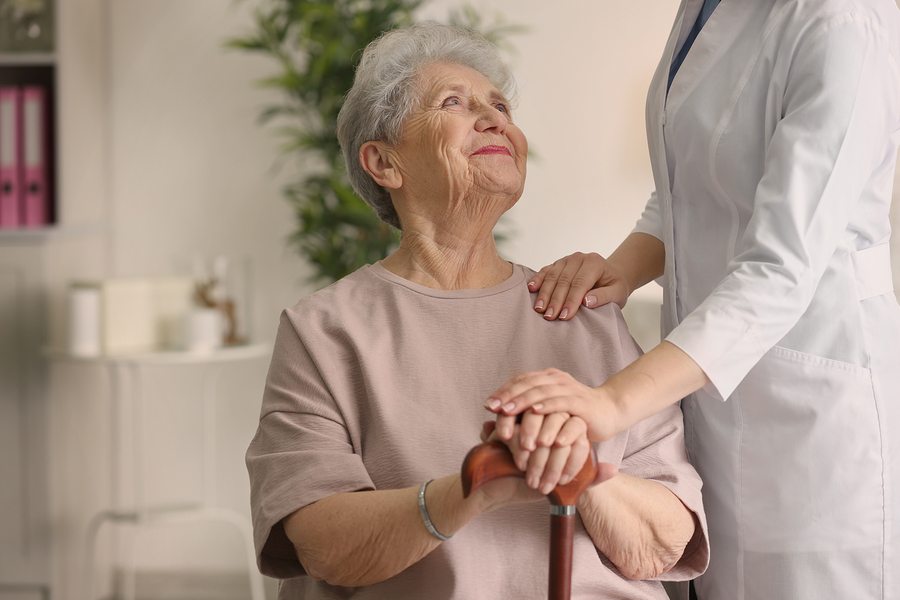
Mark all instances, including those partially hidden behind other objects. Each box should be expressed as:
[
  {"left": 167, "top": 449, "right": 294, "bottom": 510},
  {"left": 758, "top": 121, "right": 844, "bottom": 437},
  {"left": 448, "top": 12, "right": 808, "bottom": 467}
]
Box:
[{"left": 360, "top": 142, "right": 402, "bottom": 190}]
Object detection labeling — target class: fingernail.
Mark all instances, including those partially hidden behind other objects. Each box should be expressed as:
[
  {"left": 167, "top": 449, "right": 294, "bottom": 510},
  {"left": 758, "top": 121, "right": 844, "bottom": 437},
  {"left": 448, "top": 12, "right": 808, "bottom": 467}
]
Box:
[
  {"left": 533, "top": 403, "right": 543, "bottom": 411},
  {"left": 528, "top": 477, "right": 539, "bottom": 489},
  {"left": 535, "top": 299, "right": 545, "bottom": 311},
  {"left": 559, "top": 475, "right": 572, "bottom": 485},
  {"left": 527, "top": 280, "right": 536, "bottom": 289},
  {"left": 540, "top": 482, "right": 554, "bottom": 495},
  {"left": 523, "top": 437, "right": 535, "bottom": 451},
  {"left": 502, "top": 402, "right": 516, "bottom": 413},
  {"left": 485, "top": 398, "right": 501, "bottom": 410},
  {"left": 559, "top": 308, "right": 569, "bottom": 320},
  {"left": 585, "top": 295, "right": 597, "bottom": 307},
  {"left": 544, "top": 307, "right": 555, "bottom": 319}
]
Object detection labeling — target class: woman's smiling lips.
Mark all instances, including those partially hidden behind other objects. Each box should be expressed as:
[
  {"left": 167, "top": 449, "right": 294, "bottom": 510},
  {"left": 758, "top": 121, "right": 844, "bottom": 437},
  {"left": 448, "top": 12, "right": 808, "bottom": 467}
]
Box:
[{"left": 471, "top": 144, "right": 512, "bottom": 156}]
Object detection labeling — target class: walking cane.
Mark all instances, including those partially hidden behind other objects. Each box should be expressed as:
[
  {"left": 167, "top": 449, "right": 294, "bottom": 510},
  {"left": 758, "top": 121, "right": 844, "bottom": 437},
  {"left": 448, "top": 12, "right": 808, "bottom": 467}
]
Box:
[{"left": 461, "top": 440, "right": 598, "bottom": 600}]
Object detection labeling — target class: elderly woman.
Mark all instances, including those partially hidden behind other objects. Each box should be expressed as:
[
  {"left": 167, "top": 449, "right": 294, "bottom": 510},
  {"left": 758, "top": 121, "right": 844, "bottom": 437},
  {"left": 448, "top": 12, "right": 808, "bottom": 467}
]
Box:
[{"left": 246, "top": 23, "right": 708, "bottom": 599}]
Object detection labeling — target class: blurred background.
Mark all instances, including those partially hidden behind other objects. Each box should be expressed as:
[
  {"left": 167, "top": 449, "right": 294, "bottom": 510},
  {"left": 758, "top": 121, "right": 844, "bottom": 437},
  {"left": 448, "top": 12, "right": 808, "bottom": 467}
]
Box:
[{"left": 0, "top": 1, "right": 897, "bottom": 599}]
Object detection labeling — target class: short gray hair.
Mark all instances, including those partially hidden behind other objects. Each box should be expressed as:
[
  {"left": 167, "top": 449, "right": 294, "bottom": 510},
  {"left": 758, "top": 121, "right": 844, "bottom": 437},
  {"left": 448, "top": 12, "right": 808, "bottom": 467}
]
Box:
[{"left": 337, "top": 22, "right": 516, "bottom": 229}]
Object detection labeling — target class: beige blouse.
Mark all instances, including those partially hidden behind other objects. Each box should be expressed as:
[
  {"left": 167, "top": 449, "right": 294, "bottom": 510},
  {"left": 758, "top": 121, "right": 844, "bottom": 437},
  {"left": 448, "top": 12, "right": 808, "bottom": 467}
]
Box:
[{"left": 247, "top": 262, "right": 709, "bottom": 599}]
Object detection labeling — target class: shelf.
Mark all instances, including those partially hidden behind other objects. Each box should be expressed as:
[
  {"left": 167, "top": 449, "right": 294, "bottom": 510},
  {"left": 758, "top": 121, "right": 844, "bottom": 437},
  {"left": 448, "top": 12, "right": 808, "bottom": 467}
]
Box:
[
  {"left": 0, "top": 223, "right": 104, "bottom": 246},
  {"left": 44, "top": 343, "right": 272, "bottom": 366},
  {"left": 0, "top": 52, "right": 55, "bottom": 66},
  {"left": 0, "top": 227, "right": 58, "bottom": 246}
]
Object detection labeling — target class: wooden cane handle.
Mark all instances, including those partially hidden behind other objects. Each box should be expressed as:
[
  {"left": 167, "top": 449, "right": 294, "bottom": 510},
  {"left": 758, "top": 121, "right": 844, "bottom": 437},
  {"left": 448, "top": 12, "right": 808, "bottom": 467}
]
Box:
[{"left": 460, "top": 441, "right": 598, "bottom": 505}]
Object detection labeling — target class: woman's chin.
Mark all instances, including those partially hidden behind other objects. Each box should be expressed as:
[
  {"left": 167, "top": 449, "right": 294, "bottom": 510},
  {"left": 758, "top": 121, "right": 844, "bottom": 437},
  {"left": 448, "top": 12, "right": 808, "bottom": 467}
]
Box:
[{"left": 471, "top": 173, "right": 525, "bottom": 198}]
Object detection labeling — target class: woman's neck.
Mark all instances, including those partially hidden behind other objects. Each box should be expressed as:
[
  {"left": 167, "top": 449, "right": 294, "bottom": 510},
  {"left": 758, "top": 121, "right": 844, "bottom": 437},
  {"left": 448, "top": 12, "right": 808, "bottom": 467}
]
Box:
[{"left": 382, "top": 228, "right": 512, "bottom": 290}]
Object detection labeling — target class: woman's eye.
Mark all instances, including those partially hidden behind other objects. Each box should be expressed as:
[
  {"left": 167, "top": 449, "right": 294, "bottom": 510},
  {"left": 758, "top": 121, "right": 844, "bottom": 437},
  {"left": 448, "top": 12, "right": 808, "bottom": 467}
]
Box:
[
  {"left": 441, "top": 96, "right": 462, "bottom": 108},
  {"left": 495, "top": 103, "right": 509, "bottom": 114}
]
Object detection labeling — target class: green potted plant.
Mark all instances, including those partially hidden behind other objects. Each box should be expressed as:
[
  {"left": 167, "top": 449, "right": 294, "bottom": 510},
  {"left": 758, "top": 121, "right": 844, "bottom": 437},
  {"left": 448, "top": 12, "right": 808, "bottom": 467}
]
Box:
[{"left": 229, "top": 0, "right": 521, "bottom": 285}]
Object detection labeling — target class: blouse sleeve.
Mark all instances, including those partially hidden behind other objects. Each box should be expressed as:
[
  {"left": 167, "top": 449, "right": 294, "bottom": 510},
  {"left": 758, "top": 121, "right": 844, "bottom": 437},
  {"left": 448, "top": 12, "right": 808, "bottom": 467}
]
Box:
[
  {"left": 245, "top": 311, "right": 375, "bottom": 578},
  {"left": 666, "top": 14, "right": 900, "bottom": 400}
]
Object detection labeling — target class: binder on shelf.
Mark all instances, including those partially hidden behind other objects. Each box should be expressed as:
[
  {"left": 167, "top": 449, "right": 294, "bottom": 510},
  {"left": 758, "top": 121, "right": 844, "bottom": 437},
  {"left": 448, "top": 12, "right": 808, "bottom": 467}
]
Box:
[
  {"left": 0, "top": 86, "right": 22, "bottom": 229},
  {"left": 22, "top": 86, "right": 49, "bottom": 227}
]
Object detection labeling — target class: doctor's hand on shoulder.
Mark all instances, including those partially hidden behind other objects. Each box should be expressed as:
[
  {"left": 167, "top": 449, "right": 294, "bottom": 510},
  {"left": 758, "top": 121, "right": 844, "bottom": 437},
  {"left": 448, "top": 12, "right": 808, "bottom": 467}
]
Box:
[
  {"left": 530, "top": 232, "right": 667, "bottom": 321},
  {"left": 528, "top": 252, "right": 631, "bottom": 321}
]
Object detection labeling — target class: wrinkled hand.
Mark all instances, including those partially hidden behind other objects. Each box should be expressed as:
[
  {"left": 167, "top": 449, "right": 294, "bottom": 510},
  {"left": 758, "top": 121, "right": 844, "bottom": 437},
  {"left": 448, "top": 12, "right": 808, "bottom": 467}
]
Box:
[
  {"left": 473, "top": 421, "right": 546, "bottom": 510},
  {"left": 480, "top": 414, "right": 618, "bottom": 503},
  {"left": 527, "top": 252, "right": 631, "bottom": 321},
  {"left": 486, "top": 368, "right": 623, "bottom": 444}
]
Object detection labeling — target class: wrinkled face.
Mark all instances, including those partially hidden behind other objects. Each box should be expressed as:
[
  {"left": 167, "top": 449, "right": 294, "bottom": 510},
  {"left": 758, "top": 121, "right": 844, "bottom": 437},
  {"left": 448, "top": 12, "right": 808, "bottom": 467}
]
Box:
[{"left": 388, "top": 61, "right": 528, "bottom": 225}]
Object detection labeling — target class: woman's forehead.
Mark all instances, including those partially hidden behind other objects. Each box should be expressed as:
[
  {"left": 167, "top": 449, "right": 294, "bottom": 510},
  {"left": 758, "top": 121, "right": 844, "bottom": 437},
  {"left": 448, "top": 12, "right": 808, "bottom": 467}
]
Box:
[{"left": 418, "top": 62, "right": 506, "bottom": 100}]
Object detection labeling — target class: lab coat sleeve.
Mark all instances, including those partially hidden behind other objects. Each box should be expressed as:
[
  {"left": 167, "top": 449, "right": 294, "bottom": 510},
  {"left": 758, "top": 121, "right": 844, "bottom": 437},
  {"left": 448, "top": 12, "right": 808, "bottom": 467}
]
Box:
[
  {"left": 633, "top": 190, "right": 664, "bottom": 241},
  {"left": 666, "top": 14, "right": 900, "bottom": 400}
]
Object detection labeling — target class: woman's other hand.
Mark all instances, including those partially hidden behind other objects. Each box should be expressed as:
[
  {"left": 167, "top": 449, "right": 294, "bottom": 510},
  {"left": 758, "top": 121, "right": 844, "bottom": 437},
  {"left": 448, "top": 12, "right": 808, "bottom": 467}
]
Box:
[
  {"left": 528, "top": 252, "right": 631, "bottom": 321},
  {"left": 481, "top": 413, "right": 617, "bottom": 499}
]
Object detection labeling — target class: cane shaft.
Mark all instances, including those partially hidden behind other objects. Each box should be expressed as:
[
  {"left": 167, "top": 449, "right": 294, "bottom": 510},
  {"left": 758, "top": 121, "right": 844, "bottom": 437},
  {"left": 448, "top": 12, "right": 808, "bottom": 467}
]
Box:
[
  {"left": 549, "top": 511, "right": 575, "bottom": 600},
  {"left": 461, "top": 442, "right": 597, "bottom": 600}
]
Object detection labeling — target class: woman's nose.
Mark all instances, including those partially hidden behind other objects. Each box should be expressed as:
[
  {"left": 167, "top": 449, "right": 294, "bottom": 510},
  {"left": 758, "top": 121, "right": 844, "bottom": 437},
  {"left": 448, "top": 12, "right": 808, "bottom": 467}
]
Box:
[{"left": 474, "top": 103, "right": 507, "bottom": 133}]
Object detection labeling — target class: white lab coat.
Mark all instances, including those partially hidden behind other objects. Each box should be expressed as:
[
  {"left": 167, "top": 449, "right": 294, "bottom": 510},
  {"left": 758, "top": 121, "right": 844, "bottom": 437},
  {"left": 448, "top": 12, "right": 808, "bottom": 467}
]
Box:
[{"left": 634, "top": 0, "right": 900, "bottom": 598}]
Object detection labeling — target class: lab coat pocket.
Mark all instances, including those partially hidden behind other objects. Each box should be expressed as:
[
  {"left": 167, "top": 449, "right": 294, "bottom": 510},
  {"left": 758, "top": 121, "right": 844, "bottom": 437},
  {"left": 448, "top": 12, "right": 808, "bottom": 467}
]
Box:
[{"left": 739, "top": 345, "right": 883, "bottom": 553}]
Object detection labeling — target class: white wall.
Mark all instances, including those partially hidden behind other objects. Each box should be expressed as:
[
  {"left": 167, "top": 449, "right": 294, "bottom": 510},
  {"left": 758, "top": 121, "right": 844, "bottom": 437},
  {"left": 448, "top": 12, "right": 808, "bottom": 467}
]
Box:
[{"left": 104, "top": 1, "right": 310, "bottom": 344}]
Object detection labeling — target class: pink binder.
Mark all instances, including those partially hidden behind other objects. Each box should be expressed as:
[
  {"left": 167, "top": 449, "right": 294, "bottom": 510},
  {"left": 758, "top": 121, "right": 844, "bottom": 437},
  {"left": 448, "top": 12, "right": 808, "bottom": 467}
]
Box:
[
  {"left": 22, "top": 86, "right": 49, "bottom": 228},
  {"left": 0, "top": 86, "right": 23, "bottom": 229}
]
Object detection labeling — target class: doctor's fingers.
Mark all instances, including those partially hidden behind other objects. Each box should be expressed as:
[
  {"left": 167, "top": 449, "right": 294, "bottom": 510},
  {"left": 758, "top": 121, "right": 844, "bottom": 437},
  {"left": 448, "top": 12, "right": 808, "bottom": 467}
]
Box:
[
  {"left": 486, "top": 368, "right": 572, "bottom": 414},
  {"left": 548, "top": 253, "right": 613, "bottom": 321},
  {"left": 530, "top": 253, "right": 601, "bottom": 319},
  {"left": 584, "top": 279, "right": 630, "bottom": 312},
  {"left": 489, "top": 371, "right": 596, "bottom": 421}
]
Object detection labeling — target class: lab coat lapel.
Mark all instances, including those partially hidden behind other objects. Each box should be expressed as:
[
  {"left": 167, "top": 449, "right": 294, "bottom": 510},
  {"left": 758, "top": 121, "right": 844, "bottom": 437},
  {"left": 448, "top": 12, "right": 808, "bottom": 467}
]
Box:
[
  {"left": 671, "top": 0, "right": 705, "bottom": 83},
  {"left": 646, "top": 0, "right": 696, "bottom": 334},
  {"left": 665, "top": 0, "right": 756, "bottom": 118},
  {"left": 647, "top": 0, "right": 691, "bottom": 187},
  {"left": 651, "top": 0, "right": 694, "bottom": 123}
]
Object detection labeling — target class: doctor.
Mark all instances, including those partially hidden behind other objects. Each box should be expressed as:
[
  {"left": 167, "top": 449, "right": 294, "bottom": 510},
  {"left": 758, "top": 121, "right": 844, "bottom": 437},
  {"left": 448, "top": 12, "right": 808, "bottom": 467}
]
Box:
[{"left": 486, "top": 0, "right": 900, "bottom": 598}]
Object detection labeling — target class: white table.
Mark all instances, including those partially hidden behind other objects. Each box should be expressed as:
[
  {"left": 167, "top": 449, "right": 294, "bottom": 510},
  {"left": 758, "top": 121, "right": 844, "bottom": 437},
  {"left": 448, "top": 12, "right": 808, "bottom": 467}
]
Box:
[{"left": 47, "top": 345, "right": 269, "bottom": 600}]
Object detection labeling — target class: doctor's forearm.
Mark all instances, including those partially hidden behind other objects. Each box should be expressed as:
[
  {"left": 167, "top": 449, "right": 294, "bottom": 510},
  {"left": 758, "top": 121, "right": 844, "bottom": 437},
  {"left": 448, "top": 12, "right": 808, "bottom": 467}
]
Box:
[
  {"left": 607, "top": 233, "right": 665, "bottom": 296},
  {"left": 601, "top": 341, "right": 709, "bottom": 433}
]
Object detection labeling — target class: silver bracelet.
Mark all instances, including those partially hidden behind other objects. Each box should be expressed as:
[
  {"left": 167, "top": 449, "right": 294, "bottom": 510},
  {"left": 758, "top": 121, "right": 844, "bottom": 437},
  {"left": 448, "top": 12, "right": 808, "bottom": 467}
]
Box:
[{"left": 417, "top": 480, "right": 452, "bottom": 541}]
